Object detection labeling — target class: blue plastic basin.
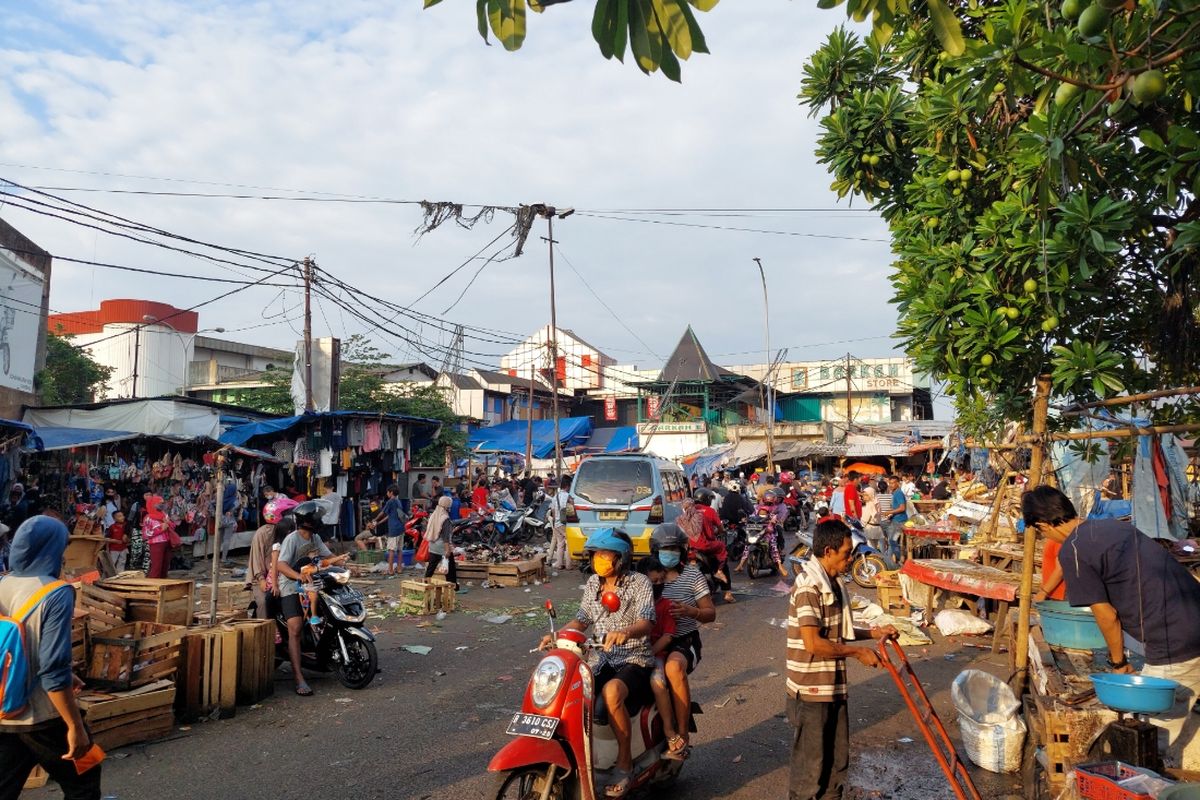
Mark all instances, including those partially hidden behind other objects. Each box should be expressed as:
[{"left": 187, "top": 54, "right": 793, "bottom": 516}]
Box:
[
  {"left": 1035, "top": 600, "right": 1108, "bottom": 650},
  {"left": 1089, "top": 673, "right": 1180, "bottom": 714}
]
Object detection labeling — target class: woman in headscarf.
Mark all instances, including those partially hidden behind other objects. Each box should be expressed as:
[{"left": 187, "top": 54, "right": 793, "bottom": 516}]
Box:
[
  {"left": 423, "top": 495, "right": 458, "bottom": 588},
  {"left": 142, "top": 494, "right": 175, "bottom": 579}
]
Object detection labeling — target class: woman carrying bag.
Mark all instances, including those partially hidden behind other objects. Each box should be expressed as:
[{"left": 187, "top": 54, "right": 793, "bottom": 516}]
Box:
[{"left": 422, "top": 495, "right": 458, "bottom": 588}]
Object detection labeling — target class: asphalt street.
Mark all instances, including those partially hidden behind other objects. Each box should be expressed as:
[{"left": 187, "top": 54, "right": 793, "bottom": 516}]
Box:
[{"left": 27, "top": 561, "right": 1024, "bottom": 800}]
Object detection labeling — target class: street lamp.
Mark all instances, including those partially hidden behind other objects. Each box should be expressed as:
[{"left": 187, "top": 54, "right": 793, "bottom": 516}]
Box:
[{"left": 752, "top": 258, "right": 775, "bottom": 473}]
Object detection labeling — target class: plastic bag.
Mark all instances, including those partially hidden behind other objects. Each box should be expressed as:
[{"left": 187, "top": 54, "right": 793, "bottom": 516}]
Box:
[
  {"left": 950, "top": 669, "right": 1026, "bottom": 773},
  {"left": 934, "top": 609, "right": 994, "bottom": 636}
]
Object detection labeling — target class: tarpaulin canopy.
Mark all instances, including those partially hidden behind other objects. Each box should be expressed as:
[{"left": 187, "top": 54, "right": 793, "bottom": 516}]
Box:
[
  {"left": 220, "top": 410, "right": 442, "bottom": 452},
  {"left": 1, "top": 418, "right": 42, "bottom": 451},
  {"left": 682, "top": 443, "right": 735, "bottom": 479},
  {"left": 468, "top": 417, "right": 594, "bottom": 458},
  {"left": 24, "top": 399, "right": 222, "bottom": 440},
  {"left": 585, "top": 426, "right": 639, "bottom": 453},
  {"left": 34, "top": 427, "right": 140, "bottom": 451},
  {"left": 842, "top": 461, "right": 887, "bottom": 475}
]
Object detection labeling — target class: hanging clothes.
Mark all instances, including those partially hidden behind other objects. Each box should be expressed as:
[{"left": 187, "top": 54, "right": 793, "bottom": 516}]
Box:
[
  {"left": 1132, "top": 434, "right": 1187, "bottom": 540},
  {"left": 318, "top": 448, "right": 334, "bottom": 478},
  {"left": 363, "top": 421, "right": 382, "bottom": 453},
  {"left": 1051, "top": 439, "right": 1110, "bottom": 520}
]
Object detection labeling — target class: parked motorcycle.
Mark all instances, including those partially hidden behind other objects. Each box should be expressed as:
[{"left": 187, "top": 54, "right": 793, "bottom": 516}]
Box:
[
  {"left": 787, "top": 523, "right": 896, "bottom": 589},
  {"left": 274, "top": 565, "right": 378, "bottom": 689},
  {"left": 489, "top": 600, "right": 697, "bottom": 799}
]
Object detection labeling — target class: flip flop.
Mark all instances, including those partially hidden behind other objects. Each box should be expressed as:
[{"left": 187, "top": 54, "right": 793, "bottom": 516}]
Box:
[
  {"left": 604, "top": 769, "right": 631, "bottom": 798},
  {"left": 295, "top": 684, "right": 314, "bottom": 696},
  {"left": 663, "top": 735, "right": 689, "bottom": 761}
]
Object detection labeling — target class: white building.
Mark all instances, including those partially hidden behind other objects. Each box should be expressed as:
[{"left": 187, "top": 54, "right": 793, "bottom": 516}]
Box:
[{"left": 499, "top": 326, "right": 616, "bottom": 393}]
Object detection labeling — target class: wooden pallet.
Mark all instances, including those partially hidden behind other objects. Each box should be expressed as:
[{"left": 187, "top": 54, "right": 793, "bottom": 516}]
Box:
[
  {"left": 488, "top": 557, "right": 546, "bottom": 587},
  {"left": 456, "top": 561, "right": 490, "bottom": 582},
  {"left": 176, "top": 625, "right": 240, "bottom": 721},
  {"left": 87, "top": 622, "right": 185, "bottom": 691},
  {"left": 399, "top": 579, "right": 456, "bottom": 615},
  {"left": 79, "top": 680, "right": 177, "bottom": 750},
  {"left": 77, "top": 582, "right": 129, "bottom": 633},
  {"left": 227, "top": 619, "right": 275, "bottom": 705},
  {"left": 96, "top": 577, "right": 195, "bottom": 627}
]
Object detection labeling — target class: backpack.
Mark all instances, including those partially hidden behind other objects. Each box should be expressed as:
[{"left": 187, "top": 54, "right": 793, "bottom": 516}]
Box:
[
  {"left": 676, "top": 500, "right": 704, "bottom": 540},
  {"left": 0, "top": 580, "right": 69, "bottom": 720}
]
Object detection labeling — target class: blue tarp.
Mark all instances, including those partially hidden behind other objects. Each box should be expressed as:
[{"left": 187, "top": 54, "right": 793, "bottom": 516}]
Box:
[
  {"left": 585, "top": 426, "right": 639, "bottom": 453},
  {"left": 34, "top": 427, "right": 139, "bottom": 451},
  {"left": 220, "top": 410, "right": 442, "bottom": 451},
  {"left": 682, "top": 443, "right": 735, "bottom": 479},
  {"left": 2, "top": 418, "right": 42, "bottom": 451},
  {"left": 469, "top": 417, "right": 594, "bottom": 459}
]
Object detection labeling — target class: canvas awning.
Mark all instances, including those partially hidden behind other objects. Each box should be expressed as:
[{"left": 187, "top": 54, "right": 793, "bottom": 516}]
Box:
[
  {"left": 34, "top": 427, "right": 143, "bottom": 451},
  {"left": 682, "top": 443, "right": 736, "bottom": 478},
  {"left": 585, "top": 426, "right": 639, "bottom": 453}
]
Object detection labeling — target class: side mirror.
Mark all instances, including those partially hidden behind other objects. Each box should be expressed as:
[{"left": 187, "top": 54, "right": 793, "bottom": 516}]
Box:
[{"left": 545, "top": 599, "right": 557, "bottom": 620}]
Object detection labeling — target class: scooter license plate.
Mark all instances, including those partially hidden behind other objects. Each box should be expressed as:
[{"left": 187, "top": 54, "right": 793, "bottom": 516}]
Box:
[
  {"left": 598, "top": 511, "right": 627, "bottom": 521},
  {"left": 506, "top": 712, "right": 559, "bottom": 740}
]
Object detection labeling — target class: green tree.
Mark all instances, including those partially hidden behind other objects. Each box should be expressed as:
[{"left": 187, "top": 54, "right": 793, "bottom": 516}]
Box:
[
  {"left": 35, "top": 333, "right": 113, "bottom": 404},
  {"left": 798, "top": 1, "right": 1200, "bottom": 433},
  {"left": 423, "top": 0, "right": 719, "bottom": 81},
  {"left": 235, "top": 336, "right": 467, "bottom": 465}
]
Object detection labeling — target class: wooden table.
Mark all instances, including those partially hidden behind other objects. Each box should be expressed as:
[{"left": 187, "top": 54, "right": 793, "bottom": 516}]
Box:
[
  {"left": 900, "top": 558, "right": 1038, "bottom": 653},
  {"left": 979, "top": 542, "right": 1042, "bottom": 571},
  {"left": 901, "top": 526, "right": 962, "bottom": 561}
]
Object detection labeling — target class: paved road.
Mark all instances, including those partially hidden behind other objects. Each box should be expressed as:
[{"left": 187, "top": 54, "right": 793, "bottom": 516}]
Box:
[{"left": 32, "top": 565, "right": 1023, "bottom": 800}]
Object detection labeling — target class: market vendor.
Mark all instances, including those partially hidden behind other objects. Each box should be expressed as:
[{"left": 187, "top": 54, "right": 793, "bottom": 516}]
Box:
[{"left": 1022, "top": 485, "right": 1200, "bottom": 770}]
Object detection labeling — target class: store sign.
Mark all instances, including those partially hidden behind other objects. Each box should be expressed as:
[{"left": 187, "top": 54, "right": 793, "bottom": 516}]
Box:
[
  {"left": 790, "top": 367, "right": 808, "bottom": 390},
  {"left": 637, "top": 421, "right": 706, "bottom": 435},
  {"left": 603, "top": 395, "right": 617, "bottom": 421},
  {"left": 0, "top": 250, "right": 44, "bottom": 393},
  {"left": 646, "top": 395, "right": 661, "bottom": 420}
]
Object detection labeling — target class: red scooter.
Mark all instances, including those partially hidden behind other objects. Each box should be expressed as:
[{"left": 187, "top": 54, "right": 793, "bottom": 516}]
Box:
[{"left": 488, "top": 600, "right": 697, "bottom": 799}]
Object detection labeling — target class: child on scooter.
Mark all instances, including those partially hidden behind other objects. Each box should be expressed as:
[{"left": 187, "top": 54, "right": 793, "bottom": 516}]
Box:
[
  {"left": 300, "top": 560, "right": 324, "bottom": 626},
  {"left": 636, "top": 557, "right": 688, "bottom": 760}
]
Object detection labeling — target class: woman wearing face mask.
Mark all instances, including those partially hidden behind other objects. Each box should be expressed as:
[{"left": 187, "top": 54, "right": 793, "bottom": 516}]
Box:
[{"left": 650, "top": 523, "right": 716, "bottom": 755}]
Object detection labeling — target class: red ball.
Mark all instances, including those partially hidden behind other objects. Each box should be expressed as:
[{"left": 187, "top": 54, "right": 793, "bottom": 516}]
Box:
[{"left": 600, "top": 591, "right": 621, "bottom": 613}]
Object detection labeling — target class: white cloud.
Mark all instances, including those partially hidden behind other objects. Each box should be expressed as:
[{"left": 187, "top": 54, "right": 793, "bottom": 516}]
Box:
[{"left": 0, "top": 1, "right": 920, "bottom": 397}]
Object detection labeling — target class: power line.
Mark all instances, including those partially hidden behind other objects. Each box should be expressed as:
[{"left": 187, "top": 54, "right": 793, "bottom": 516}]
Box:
[
  {"left": 575, "top": 212, "right": 890, "bottom": 243},
  {"left": 552, "top": 243, "right": 661, "bottom": 361}
]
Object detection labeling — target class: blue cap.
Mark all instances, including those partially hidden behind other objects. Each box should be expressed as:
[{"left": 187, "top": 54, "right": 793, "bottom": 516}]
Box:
[{"left": 584, "top": 528, "right": 630, "bottom": 555}]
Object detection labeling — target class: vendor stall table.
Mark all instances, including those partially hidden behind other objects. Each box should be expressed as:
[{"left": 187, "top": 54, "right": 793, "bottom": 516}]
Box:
[
  {"left": 900, "top": 558, "right": 1039, "bottom": 654},
  {"left": 978, "top": 543, "right": 1042, "bottom": 572},
  {"left": 901, "top": 527, "right": 963, "bottom": 561}
]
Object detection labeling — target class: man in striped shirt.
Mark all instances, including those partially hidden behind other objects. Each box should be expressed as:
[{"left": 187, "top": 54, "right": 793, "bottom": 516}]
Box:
[{"left": 787, "top": 519, "right": 897, "bottom": 800}]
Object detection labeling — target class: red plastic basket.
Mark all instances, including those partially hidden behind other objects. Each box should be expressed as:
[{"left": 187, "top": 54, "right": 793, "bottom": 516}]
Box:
[{"left": 1074, "top": 762, "right": 1158, "bottom": 800}]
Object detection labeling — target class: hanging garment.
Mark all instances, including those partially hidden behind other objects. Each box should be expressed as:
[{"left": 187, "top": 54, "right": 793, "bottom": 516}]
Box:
[
  {"left": 1052, "top": 439, "right": 1110, "bottom": 520},
  {"left": 346, "top": 420, "right": 365, "bottom": 448},
  {"left": 1160, "top": 434, "right": 1190, "bottom": 540},
  {"left": 318, "top": 448, "right": 334, "bottom": 478},
  {"left": 363, "top": 421, "right": 382, "bottom": 453},
  {"left": 336, "top": 474, "right": 348, "bottom": 496},
  {"left": 1132, "top": 434, "right": 1175, "bottom": 539}
]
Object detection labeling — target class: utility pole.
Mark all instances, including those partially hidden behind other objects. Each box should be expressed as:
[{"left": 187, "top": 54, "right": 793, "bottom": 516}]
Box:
[
  {"left": 752, "top": 258, "right": 774, "bottom": 473},
  {"left": 131, "top": 323, "right": 142, "bottom": 399},
  {"left": 845, "top": 352, "right": 854, "bottom": 430},
  {"left": 533, "top": 204, "right": 574, "bottom": 479},
  {"left": 303, "top": 257, "right": 314, "bottom": 412},
  {"left": 209, "top": 448, "right": 225, "bottom": 622},
  {"left": 525, "top": 362, "right": 535, "bottom": 469}
]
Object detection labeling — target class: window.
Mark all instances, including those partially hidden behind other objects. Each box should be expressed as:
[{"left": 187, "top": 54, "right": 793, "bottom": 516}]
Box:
[{"left": 573, "top": 459, "right": 655, "bottom": 504}]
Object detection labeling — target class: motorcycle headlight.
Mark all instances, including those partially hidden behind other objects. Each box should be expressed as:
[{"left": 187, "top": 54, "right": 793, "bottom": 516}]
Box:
[
  {"left": 531, "top": 655, "right": 566, "bottom": 709},
  {"left": 331, "top": 569, "right": 351, "bottom": 585},
  {"left": 324, "top": 595, "right": 366, "bottom": 624},
  {"left": 747, "top": 533, "right": 760, "bottom": 544}
]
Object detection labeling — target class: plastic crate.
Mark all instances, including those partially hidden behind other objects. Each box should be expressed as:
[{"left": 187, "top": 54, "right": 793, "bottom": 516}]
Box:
[{"left": 1075, "top": 761, "right": 1160, "bottom": 800}]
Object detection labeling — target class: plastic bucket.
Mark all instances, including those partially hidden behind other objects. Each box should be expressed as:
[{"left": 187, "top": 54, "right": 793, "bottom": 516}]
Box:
[
  {"left": 402, "top": 549, "right": 415, "bottom": 567},
  {"left": 1036, "top": 600, "right": 1107, "bottom": 650}
]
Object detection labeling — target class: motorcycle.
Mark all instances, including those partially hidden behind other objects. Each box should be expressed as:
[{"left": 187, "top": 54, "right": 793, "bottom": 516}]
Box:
[
  {"left": 741, "top": 516, "right": 781, "bottom": 579},
  {"left": 787, "top": 522, "right": 896, "bottom": 589},
  {"left": 489, "top": 600, "right": 697, "bottom": 800},
  {"left": 274, "top": 564, "right": 378, "bottom": 689}
]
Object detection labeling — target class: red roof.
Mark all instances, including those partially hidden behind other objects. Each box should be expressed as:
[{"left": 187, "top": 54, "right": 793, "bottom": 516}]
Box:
[{"left": 48, "top": 299, "right": 198, "bottom": 335}]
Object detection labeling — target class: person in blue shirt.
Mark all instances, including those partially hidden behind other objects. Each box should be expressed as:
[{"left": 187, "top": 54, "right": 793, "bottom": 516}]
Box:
[
  {"left": 366, "top": 485, "right": 408, "bottom": 576},
  {"left": 880, "top": 475, "right": 909, "bottom": 562}
]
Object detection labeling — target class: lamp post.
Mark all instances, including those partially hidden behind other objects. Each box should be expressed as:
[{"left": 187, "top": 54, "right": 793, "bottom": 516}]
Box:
[{"left": 752, "top": 258, "right": 775, "bottom": 473}]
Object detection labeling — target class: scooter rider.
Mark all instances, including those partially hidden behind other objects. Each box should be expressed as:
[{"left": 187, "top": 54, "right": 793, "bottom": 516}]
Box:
[
  {"left": 538, "top": 529, "right": 655, "bottom": 798},
  {"left": 651, "top": 523, "right": 717, "bottom": 754}
]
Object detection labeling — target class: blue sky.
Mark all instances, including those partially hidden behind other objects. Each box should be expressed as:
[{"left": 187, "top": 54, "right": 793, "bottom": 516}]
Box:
[{"left": 1, "top": 2, "right": 941, "bottom": 409}]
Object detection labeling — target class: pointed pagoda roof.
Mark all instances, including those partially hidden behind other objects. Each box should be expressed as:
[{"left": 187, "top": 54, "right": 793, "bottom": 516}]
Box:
[{"left": 657, "top": 326, "right": 738, "bottom": 383}]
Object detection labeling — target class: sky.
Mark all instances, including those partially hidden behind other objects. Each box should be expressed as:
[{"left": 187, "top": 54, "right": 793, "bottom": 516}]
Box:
[{"left": 0, "top": 1, "right": 937, "bottom": 408}]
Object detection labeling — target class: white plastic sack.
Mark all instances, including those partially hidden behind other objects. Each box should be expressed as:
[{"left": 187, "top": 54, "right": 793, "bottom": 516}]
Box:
[
  {"left": 950, "top": 669, "right": 1026, "bottom": 773},
  {"left": 934, "top": 609, "right": 993, "bottom": 636}
]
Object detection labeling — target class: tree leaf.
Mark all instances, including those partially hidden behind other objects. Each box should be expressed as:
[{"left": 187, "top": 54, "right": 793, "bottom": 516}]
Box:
[
  {"left": 651, "top": 0, "right": 693, "bottom": 59},
  {"left": 927, "top": 0, "right": 966, "bottom": 56}
]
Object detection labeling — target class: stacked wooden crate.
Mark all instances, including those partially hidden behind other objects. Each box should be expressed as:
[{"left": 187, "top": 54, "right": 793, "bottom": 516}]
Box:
[
  {"left": 229, "top": 619, "right": 276, "bottom": 705},
  {"left": 176, "top": 625, "right": 241, "bottom": 721},
  {"left": 87, "top": 622, "right": 186, "bottom": 691},
  {"left": 95, "top": 577, "right": 195, "bottom": 626},
  {"left": 78, "top": 680, "right": 177, "bottom": 750},
  {"left": 77, "top": 582, "right": 128, "bottom": 633},
  {"left": 399, "top": 578, "right": 456, "bottom": 615},
  {"left": 488, "top": 556, "right": 546, "bottom": 587}
]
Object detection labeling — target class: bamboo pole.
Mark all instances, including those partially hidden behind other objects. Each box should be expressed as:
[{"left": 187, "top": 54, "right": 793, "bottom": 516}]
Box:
[
  {"left": 1061, "top": 385, "right": 1200, "bottom": 413},
  {"left": 977, "top": 421, "right": 1200, "bottom": 451},
  {"left": 1013, "top": 375, "right": 1051, "bottom": 695}
]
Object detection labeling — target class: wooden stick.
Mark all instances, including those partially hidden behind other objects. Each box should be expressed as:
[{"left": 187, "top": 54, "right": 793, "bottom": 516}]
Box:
[{"left": 1014, "top": 375, "right": 1051, "bottom": 696}]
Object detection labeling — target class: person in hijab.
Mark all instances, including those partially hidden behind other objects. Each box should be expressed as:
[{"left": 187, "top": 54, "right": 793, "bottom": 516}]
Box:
[
  {"left": 422, "top": 495, "right": 458, "bottom": 588},
  {"left": 3, "top": 482, "right": 29, "bottom": 530},
  {"left": 142, "top": 494, "right": 175, "bottom": 579},
  {"left": 0, "top": 516, "right": 103, "bottom": 798}
]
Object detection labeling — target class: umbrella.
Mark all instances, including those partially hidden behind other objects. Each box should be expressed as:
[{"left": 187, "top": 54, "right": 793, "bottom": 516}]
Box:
[{"left": 843, "top": 461, "right": 887, "bottom": 475}]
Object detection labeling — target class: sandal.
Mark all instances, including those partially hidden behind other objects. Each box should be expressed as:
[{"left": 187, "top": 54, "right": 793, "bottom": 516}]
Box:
[
  {"left": 723, "top": 593, "right": 737, "bottom": 604},
  {"left": 295, "top": 684, "right": 314, "bottom": 696},
  {"left": 663, "top": 735, "right": 689, "bottom": 761},
  {"left": 605, "top": 768, "right": 631, "bottom": 798}
]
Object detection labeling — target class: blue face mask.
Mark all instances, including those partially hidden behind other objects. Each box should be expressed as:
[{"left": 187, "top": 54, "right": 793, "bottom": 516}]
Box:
[{"left": 659, "top": 550, "right": 681, "bottom": 569}]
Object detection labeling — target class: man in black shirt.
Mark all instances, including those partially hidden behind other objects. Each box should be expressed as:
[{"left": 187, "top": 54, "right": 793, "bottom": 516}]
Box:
[{"left": 1023, "top": 486, "right": 1200, "bottom": 769}]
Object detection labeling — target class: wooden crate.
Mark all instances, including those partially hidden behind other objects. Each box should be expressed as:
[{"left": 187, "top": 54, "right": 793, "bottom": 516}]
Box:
[
  {"left": 23, "top": 765, "right": 48, "bottom": 789},
  {"left": 207, "top": 581, "right": 252, "bottom": 614},
  {"left": 80, "top": 680, "right": 177, "bottom": 751},
  {"left": 399, "top": 579, "right": 455, "bottom": 615},
  {"left": 77, "top": 583, "right": 129, "bottom": 633},
  {"left": 176, "top": 625, "right": 240, "bottom": 721},
  {"left": 876, "top": 569, "right": 909, "bottom": 613},
  {"left": 64, "top": 535, "right": 109, "bottom": 575},
  {"left": 87, "top": 622, "right": 185, "bottom": 691},
  {"left": 227, "top": 619, "right": 275, "bottom": 705},
  {"left": 456, "top": 561, "right": 490, "bottom": 582},
  {"left": 96, "top": 578, "right": 195, "bottom": 627},
  {"left": 72, "top": 609, "right": 90, "bottom": 674},
  {"left": 1033, "top": 693, "right": 1118, "bottom": 784},
  {"left": 488, "top": 557, "right": 546, "bottom": 587}
]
